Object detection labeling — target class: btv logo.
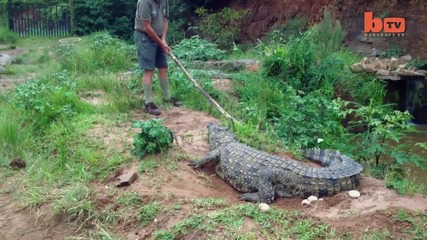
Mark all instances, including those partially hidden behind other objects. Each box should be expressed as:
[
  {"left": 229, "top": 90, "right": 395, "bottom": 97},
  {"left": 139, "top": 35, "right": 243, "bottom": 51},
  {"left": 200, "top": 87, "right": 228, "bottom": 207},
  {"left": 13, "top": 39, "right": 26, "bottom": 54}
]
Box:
[{"left": 364, "top": 12, "right": 406, "bottom": 33}]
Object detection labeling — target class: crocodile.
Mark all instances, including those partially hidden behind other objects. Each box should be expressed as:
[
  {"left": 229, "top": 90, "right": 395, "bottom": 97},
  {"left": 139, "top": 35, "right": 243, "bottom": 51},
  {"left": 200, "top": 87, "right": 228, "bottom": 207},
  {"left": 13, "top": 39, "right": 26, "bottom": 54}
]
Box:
[{"left": 188, "top": 123, "right": 364, "bottom": 204}]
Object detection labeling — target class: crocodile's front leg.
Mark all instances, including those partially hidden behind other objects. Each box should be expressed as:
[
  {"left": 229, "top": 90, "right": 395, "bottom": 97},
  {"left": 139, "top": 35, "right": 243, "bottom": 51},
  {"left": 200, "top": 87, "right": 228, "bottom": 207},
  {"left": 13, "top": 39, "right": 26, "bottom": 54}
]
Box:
[{"left": 188, "top": 148, "right": 221, "bottom": 169}]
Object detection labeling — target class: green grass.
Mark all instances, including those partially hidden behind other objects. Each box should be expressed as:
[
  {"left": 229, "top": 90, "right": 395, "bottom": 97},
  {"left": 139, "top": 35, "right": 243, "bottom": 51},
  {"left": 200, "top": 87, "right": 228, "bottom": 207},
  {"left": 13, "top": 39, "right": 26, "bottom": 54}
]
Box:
[
  {"left": 0, "top": 26, "right": 19, "bottom": 45},
  {"left": 393, "top": 208, "right": 427, "bottom": 239},
  {"left": 152, "top": 203, "right": 336, "bottom": 240},
  {"left": 0, "top": 104, "right": 32, "bottom": 165}
]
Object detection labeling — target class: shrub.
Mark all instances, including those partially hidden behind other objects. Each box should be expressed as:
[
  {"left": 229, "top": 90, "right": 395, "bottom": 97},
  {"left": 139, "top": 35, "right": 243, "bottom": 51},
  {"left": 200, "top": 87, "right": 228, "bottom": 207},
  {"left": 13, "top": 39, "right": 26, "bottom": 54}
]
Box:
[
  {"left": 195, "top": 7, "right": 249, "bottom": 50},
  {"left": 273, "top": 87, "right": 347, "bottom": 149},
  {"left": 56, "top": 32, "right": 135, "bottom": 74},
  {"left": 379, "top": 45, "right": 407, "bottom": 58},
  {"left": 12, "top": 71, "right": 92, "bottom": 130},
  {"left": 172, "top": 35, "right": 226, "bottom": 61},
  {"left": 0, "top": 27, "right": 19, "bottom": 44},
  {"left": 334, "top": 101, "right": 426, "bottom": 169},
  {"left": 131, "top": 118, "right": 174, "bottom": 160},
  {"left": 309, "top": 10, "right": 347, "bottom": 59},
  {"left": 263, "top": 34, "right": 318, "bottom": 94}
]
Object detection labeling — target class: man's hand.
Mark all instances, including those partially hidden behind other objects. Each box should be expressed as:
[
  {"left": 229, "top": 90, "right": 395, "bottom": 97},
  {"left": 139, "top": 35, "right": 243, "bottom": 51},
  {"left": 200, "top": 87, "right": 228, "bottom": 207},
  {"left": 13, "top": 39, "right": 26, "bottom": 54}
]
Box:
[{"left": 160, "top": 39, "right": 171, "bottom": 55}]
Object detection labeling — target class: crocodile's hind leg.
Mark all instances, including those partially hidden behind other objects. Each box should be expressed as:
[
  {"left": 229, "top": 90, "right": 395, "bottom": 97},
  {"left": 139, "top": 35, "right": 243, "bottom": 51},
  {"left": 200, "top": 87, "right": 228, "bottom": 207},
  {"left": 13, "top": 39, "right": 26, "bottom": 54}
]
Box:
[
  {"left": 188, "top": 148, "right": 220, "bottom": 169},
  {"left": 238, "top": 169, "right": 295, "bottom": 203},
  {"left": 238, "top": 169, "right": 283, "bottom": 204},
  {"left": 238, "top": 192, "right": 261, "bottom": 203}
]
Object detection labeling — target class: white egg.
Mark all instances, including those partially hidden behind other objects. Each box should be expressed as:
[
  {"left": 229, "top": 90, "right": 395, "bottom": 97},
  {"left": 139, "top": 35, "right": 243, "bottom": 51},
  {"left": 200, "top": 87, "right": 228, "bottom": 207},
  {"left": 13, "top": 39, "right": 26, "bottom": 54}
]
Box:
[
  {"left": 348, "top": 190, "right": 361, "bottom": 198},
  {"left": 307, "top": 196, "right": 318, "bottom": 202},
  {"left": 258, "top": 203, "right": 270, "bottom": 212}
]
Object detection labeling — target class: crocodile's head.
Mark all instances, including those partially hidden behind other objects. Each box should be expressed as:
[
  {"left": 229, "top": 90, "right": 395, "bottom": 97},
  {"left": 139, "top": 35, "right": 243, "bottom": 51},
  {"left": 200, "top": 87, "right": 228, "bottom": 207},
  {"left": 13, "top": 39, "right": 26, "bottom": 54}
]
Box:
[{"left": 207, "top": 122, "right": 237, "bottom": 150}]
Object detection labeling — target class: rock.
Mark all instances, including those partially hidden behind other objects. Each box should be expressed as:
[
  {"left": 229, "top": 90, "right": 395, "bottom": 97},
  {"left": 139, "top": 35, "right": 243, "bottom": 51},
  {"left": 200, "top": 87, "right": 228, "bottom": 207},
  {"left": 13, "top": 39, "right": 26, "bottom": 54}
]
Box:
[
  {"left": 399, "top": 55, "right": 412, "bottom": 64},
  {"left": 258, "top": 203, "right": 270, "bottom": 212},
  {"left": 0, "top": 66, "right": 5, "bottom": 74},
  {"left": 376, "top": 69, "right": 390, "bottom": 76},
  {"left": 348, "top": 190, "right": 361, "bottom": 198},
  {"left": 350, "top": 63, "right": 364, "bottom": 72},
  {"left": 307, "top": 195, "right": 318, "bottom": 202},
  {"left": 364, "top": 65, "right": 376, "bottom": 73},
  {"left": 390, "top": 58, "right": 399, "bottom": 70},
  {"left": 103, "top": 166, "right": 124, "bottom": 184},
  {"left": 115, "top": 171, "right": 138, "bottom": 187},
  {"left": 0, "top": 54, "right": 13, "bottom": 66}
]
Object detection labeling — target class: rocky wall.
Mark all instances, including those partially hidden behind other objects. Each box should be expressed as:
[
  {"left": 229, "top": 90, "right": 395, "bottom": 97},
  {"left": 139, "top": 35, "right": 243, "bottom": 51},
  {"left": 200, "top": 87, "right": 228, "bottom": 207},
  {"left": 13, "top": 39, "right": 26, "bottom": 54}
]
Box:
[{"left": 232, "top": 0, "right": 427, "bottom": 59}]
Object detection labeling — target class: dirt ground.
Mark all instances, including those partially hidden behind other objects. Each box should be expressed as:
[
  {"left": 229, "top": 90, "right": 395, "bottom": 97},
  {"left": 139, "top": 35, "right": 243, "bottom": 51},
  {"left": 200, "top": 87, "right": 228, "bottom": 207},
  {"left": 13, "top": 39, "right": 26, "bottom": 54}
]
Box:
[
  {"left": 1, "top": 103, "right": 426, "bottom": 239},
  {"left": 0, "top": 46, "right": 32, "bottom": 93}
]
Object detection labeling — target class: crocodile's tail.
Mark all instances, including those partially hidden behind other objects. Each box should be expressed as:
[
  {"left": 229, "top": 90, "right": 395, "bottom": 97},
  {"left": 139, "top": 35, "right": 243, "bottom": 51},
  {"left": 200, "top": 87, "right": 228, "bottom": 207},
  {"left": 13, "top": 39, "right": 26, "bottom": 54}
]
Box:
[{"left": 295, "top": 148, "right": 364, "bottom": 198}]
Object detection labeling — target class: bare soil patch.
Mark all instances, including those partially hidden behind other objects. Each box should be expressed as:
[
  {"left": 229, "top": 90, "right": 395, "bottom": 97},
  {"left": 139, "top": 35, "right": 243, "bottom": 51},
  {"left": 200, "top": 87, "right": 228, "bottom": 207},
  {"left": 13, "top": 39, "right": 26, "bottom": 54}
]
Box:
[
  {"left": 212, "top": 78, "right": 233, "bottom": 92},
  {"left": 0, "top": 47, "right": 28, "bottom": 57},
  {"left": 0, "top": 47, "right": 33, "bottom": 93},
  {"left": 0, "top": 180, "right": 75, "bottom": 240}
]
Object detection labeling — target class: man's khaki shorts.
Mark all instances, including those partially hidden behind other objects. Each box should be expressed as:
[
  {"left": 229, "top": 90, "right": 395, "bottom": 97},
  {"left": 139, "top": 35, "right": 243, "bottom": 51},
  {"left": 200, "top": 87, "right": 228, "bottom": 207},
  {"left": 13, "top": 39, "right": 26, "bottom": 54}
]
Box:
[{"left": 134, "top": 30, "right": 168, "bottom": 71}]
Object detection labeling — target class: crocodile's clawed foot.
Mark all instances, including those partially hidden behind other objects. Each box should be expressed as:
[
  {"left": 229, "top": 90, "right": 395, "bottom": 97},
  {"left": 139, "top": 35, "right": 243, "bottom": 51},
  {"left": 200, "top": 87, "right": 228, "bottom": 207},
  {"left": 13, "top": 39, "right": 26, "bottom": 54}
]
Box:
[
  {"left": 187, "top": 160, "right": 201, "bottom": 169},
  {"left": 238, "top": 193, "right": 260, "bottom": 203}
]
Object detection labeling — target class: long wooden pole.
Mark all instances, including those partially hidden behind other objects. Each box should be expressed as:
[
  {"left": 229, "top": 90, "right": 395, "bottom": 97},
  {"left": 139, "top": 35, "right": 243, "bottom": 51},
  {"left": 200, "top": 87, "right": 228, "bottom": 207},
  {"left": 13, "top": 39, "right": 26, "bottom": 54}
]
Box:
[{"left": 169, "top": 52, "right": 242, "bottom": 125}]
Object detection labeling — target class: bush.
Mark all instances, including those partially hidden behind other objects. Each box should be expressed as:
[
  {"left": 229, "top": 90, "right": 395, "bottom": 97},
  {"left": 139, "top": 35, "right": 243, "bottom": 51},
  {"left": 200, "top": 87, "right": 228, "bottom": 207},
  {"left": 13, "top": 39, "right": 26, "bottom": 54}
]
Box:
[
  {"left": 0, "top": 27, "right": 19, "bottom": 44},
  {"left": 309, "top": 10, "right": 347, "bottom": 59},
  {"left": 379, "top": 45, "right": 407, "bottom": 58},
  {"left": 56, "top": 32, "right": 135, "bottom": 74},
  {"left": 172, "top": 35, "right": 226, "bottom": 61},
  {"left": 131, "top": 118, "right": 174, "bottom": 160},
  {"left": 195, "top": 7, "right": 249, "bottom": 50},
  {"left": 263, "top": 34, "right": 318, "bottom": 94},
  {"left": 12, "top": 71, "right": 92, "bottom": 130}
]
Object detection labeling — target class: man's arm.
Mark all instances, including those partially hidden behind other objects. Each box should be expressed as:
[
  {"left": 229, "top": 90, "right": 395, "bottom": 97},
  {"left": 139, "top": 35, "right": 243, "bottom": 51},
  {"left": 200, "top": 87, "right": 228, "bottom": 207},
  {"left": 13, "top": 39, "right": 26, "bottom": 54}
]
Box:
[
  {"left": 142, "top": 20, "right": 170, "bottom": 55},
  {"left": 161, "top": 17, "right": 168, "bottom": 42}
]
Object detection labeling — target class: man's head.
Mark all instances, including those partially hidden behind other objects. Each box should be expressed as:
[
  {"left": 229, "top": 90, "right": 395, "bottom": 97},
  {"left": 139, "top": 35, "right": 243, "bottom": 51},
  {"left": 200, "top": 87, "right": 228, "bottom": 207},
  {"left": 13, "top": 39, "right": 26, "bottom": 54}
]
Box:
[{"left": 206, "top": 122, "right": 236, "bottom": 150}]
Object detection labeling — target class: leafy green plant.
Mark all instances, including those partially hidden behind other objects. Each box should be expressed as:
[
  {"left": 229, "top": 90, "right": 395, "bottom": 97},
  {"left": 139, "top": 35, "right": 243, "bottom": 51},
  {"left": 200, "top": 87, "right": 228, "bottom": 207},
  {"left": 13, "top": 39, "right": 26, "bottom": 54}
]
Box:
[
  {"left": 195, "top": 7, "right": 249, "bottom": 50},
  {"left": 336, "top": 101, "right": 424, "bottom": 167},
  {"left": 379, "top": 45, "right": 407, "bottom": 58},
  {"left": 172, "top": 35, "right": 226, "bottom": 61},
  {"left": 273, "top": 88, "right": 347, "bottom": 150},
  {"left": 407, "top": 58, "right": 427, "bottom": 70},
  {"left": 131, "top": 118, "right": 174, "bottom": 160},
  {"left": 12, "top": 71, "right": 92, "bottom": 130}
]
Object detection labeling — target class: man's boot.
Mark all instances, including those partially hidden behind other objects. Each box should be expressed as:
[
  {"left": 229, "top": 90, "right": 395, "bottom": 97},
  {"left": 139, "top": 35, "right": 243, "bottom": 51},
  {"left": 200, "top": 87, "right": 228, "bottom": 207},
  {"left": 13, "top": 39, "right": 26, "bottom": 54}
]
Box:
[
  {"left": 164, "top": 97, "right": 182, "bottom": 107},
  {"left": 145, "top": 102, "right": 161, "bottom": 115}
]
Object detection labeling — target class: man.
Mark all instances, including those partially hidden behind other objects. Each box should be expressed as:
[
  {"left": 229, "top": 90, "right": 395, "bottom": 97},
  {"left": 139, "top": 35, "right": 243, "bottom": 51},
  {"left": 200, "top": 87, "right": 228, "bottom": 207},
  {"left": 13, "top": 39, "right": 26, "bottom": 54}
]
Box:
[{"left": 134, "top": 0, "right": 181, "bottom": 115}]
